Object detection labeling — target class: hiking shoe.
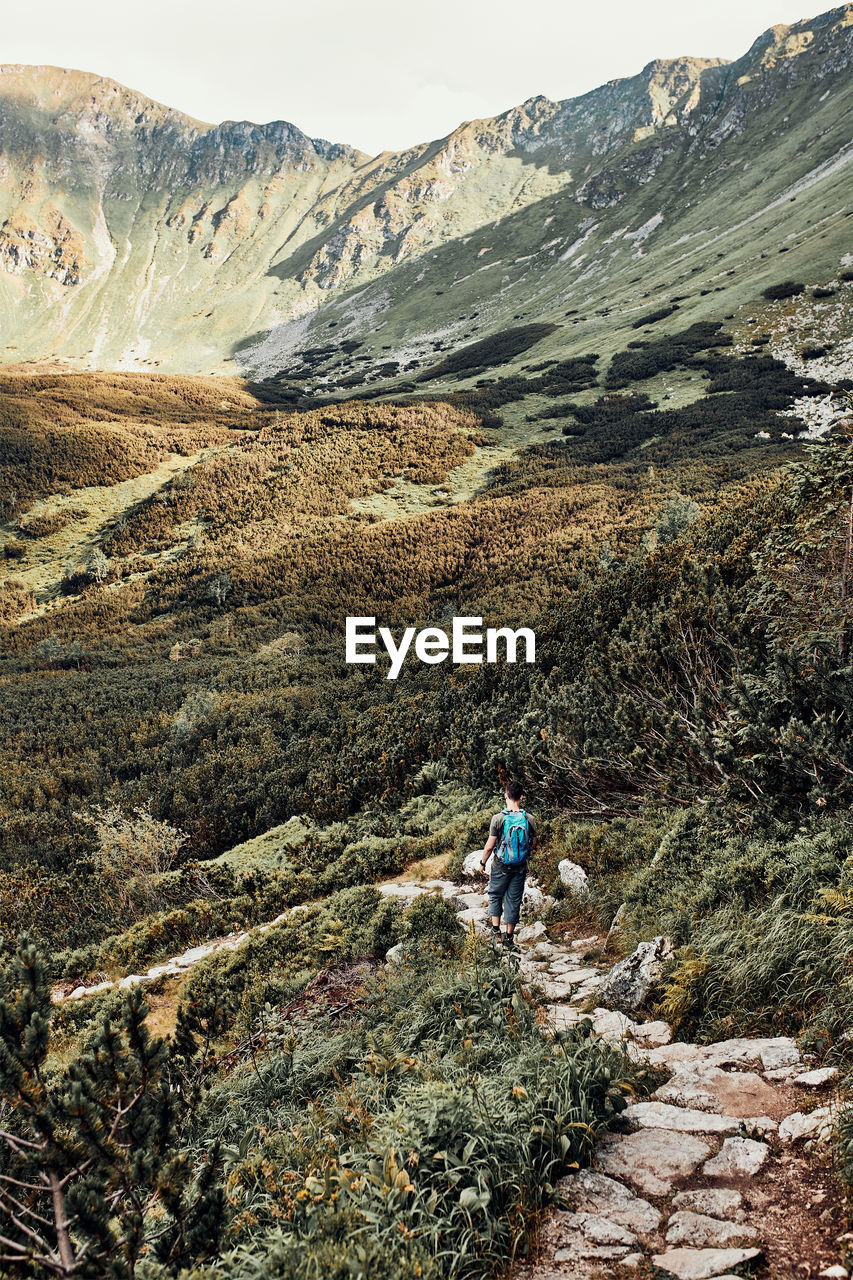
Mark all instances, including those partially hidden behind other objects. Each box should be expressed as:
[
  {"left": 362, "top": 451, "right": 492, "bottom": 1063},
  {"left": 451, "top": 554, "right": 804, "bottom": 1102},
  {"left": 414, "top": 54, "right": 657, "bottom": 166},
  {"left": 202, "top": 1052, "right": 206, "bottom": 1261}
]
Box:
[
  {"left": 489, "top": 925, "right": 502, "bottom": 949},
  {"left": 503, "top": 934, "right": 518, "bottom": 953}
]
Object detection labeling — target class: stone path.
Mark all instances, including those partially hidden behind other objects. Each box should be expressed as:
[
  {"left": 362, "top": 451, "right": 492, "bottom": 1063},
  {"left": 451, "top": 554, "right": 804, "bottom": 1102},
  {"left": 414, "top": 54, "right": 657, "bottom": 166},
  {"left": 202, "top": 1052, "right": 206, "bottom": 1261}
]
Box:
[{"left": 51, "top": 851, "right": 850, "bottom": 1278}]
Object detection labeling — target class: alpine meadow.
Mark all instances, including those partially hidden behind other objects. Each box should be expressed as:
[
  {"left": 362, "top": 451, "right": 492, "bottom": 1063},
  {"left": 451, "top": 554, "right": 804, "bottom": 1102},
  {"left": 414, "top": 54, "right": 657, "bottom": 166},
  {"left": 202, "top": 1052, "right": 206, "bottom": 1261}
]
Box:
[{"left": 2, "top": 5, "right": 853, "bottom": 1279}]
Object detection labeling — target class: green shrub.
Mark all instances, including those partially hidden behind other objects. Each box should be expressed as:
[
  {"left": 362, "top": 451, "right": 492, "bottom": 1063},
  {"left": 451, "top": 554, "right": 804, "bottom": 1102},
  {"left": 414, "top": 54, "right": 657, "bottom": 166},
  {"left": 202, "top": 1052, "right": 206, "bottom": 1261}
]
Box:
[
  {"left": 403, "top": 894, "right": 463, "bottom": 955},
  {"left": 415, "top": 324, "right": 560, "bottom": 382},
  {"left": 631, "top": 303, "right": 678, "bottom": 328},
  {"left": 188, "top": 951, "right": 636, "bottom": 1278},
  {"left": 762, "top": 280, "right": 805, "bottom": 300}
]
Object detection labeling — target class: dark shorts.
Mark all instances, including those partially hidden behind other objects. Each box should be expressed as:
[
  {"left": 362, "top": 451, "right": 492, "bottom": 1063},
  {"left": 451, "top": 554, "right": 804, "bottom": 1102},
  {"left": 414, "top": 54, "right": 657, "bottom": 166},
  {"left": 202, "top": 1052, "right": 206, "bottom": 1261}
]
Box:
[{"left": 488, "top": 859, "right": 527, "bottom": 926}]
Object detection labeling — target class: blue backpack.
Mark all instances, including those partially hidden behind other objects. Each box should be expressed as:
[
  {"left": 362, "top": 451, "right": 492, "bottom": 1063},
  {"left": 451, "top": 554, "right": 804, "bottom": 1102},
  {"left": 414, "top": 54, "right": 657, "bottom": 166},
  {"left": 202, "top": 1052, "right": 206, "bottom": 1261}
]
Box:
[{"left": 498, "top": 809, "right": 530, "bottom": 867}]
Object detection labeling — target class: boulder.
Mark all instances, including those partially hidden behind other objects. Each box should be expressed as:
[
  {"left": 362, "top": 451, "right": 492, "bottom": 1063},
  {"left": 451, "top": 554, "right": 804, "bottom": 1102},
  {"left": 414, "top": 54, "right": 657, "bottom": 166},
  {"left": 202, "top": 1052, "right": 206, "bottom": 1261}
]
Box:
[
  {"left": 515, "top": 921, "right": 547, "bottom": 944},
  {"left": 591, "top": 1008, "right": 636, "bottom": 1041},
  {"left": 606, "top": 902, "right": 627, "bottom": 947},
  {"left": 385, "top": 943, "right": 404, "bottom": 966},
  {"left": 462, "top": 850, "right": 491, "bottom": 877},
  {"left": 631, "top": 1019, "right": 672, "bottom": 1047},
  {"left": 778, "top": 1105, "right": 835, "bottom": 1145},
  {"left": 520, "top": 880, "right": 545, "bottom": 917},
  {"left": 597, "top": 935, "right": 673, "bottom": 1012},
  {"left": 557, "top": 859, "right": 589, "bottom": 895}
]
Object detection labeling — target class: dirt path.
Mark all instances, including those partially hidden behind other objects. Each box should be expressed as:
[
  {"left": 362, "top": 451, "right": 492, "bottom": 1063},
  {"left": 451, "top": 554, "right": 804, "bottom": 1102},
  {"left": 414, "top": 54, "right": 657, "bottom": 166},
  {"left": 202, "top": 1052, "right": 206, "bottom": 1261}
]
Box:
[{"left": 2, "top": 446, "right": 227, "bottom": 623}]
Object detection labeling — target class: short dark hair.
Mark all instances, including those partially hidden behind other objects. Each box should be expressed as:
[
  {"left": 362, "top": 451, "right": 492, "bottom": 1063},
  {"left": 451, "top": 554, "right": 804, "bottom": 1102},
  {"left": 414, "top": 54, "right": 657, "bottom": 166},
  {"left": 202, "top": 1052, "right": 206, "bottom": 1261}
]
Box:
[{"left": 505, "top": 780, "right": 524, "bottom": 802}]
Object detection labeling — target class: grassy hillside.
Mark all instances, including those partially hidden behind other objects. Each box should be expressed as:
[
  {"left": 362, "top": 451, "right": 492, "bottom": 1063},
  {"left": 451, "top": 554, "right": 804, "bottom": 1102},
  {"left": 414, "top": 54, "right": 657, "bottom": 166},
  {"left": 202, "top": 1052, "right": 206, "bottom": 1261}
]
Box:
[{"left": 3, "top": 348, "right": 853, "bottom": 1274}]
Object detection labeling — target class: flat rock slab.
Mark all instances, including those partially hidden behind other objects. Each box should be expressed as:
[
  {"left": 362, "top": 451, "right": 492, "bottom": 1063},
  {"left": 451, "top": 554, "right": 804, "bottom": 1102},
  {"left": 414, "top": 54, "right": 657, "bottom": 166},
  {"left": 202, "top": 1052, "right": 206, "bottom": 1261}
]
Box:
[
  {"left": 643, "top": 1036, "right": 800, "bottom": 1072},
  {"left": 550, "top": 1210, "right": 638, "bottom": 1263},
  {"left": 453, "top": 891, "right": 488, "bottom": 910},
  {"left": 529, "top": 940, "right": 560, "bottom": 958},
  {"left": 764, "top": 1064, "right": 802, "bottom": 1081},
  {"left": 622, "top": 1101, "right": 742, "bottom": 1134},
  {"left": 655, "top": 1065, "right": 785, "bottom": 1119},
  {"left": 652, "top": 1247, "right": 762, "bottom": 1279},
  {"left": 590, "top": 1009, "right": 635, "bottom": 1040},
  {"left": 456, "top": 907, "right": 488, "bottom": 929},
  {"left": 547, "top": 1004, "right": 587, "bottom": 1031},
  {"left": 703, "top": 1136, "right": 769, "bottom": 1178},
  {"left": 596, "top": 1128, "right": 713, "bottom": 1197},
  {"left": 794, "top": 1066, "right": 839, "bottom": 1087},
  {"left": 665, "top": 1210, "right": 761, "bottom": 1248},
  {"left": 561, "top": 1169, "right": 662, "bottom": 1237},
  {"left": 631, "top": 1019, "right": 672, "bottom": 1046},
  {"left": 377, "top": 883, "right": 431, "bottom": 906},
  {"left": 672, "top": 1188, "right": 744, "bottom": 1220}
]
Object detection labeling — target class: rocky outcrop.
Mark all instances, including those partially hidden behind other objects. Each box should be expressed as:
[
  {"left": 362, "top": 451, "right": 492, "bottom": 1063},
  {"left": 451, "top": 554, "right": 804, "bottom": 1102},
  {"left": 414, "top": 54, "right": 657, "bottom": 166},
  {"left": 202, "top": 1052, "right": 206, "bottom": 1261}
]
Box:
[
  {"left": 557, "top": 858, "right": 589, "bottom": 895},
  {"left": 0, "top": 205, "right": 89, "bottom": 284},
  {"left": 597, "top": 934, "right": 674, "bottom": 1011}
]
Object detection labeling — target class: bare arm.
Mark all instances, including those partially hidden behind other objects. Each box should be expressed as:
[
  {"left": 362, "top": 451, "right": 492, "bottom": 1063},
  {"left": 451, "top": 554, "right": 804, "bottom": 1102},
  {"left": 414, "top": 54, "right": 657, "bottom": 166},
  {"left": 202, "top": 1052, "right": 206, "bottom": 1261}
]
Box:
[{"left": 479, "top": 835, "right": 497, "bottom": 871}]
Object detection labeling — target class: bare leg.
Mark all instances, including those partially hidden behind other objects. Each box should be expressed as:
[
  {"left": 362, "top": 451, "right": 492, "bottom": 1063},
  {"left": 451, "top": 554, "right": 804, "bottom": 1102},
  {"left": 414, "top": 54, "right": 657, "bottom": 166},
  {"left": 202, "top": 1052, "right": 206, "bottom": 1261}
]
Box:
[{"left": 491, "top": 916, "right": 501, "bottom": 928}]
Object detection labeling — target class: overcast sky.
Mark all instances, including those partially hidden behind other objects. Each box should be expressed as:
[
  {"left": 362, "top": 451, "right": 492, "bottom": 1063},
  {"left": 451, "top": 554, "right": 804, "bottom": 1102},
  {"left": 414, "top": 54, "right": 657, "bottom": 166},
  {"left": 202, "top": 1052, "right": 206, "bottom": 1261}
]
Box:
[{"left": 4, "top": 0, "right": 816, "bottom": 154}]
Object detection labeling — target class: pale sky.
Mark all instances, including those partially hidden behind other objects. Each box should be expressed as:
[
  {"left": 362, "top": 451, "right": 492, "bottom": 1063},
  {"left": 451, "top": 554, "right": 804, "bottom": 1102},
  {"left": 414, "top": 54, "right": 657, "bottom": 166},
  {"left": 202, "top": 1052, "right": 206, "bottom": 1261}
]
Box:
[{"left": 4, "top": 0, "right": 818, "bottom": 154}]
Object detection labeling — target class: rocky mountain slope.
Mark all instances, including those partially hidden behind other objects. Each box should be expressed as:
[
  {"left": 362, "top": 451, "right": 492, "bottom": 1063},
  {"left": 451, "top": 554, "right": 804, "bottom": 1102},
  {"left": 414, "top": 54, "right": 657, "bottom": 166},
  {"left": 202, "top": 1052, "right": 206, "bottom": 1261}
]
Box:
[{"left": 0, "top": 5, "right": 851, "bottom": 379}]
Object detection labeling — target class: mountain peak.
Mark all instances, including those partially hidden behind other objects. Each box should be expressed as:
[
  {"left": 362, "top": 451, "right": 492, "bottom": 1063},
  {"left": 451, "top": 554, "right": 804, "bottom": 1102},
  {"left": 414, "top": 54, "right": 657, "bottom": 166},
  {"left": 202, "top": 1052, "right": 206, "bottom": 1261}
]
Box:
[
  {"left": 0, "top": 63, "right": 210, "bottom": 131},
  {"left": 0, "top": 5, "right": 850, "bottom": 374}
]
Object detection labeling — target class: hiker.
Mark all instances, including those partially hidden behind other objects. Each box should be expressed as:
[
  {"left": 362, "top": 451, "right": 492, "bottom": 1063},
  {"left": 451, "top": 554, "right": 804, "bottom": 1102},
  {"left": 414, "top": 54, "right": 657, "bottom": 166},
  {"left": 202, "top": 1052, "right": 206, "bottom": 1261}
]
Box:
[{"left": 478, "top": 780, "right": 537, "bottom": 951}]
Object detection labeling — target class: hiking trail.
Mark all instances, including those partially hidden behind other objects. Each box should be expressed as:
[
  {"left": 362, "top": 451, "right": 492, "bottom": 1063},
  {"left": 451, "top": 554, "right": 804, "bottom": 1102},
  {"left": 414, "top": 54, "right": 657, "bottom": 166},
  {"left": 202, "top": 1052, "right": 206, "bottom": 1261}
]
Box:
[{"left": 51, "top": 857, "right": 850, "bottom": 1280}]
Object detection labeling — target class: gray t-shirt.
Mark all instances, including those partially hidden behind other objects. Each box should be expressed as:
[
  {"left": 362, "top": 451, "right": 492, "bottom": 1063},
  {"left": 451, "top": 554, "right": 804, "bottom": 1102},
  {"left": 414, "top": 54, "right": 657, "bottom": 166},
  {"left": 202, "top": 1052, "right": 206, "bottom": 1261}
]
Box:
[{"left": 489, "top": 809, "right": 536, "bottom": 851}]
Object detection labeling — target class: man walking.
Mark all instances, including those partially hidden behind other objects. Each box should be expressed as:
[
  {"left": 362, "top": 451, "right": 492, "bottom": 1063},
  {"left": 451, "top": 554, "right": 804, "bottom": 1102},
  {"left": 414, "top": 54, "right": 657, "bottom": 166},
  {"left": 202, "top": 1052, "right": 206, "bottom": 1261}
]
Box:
[{"left": 479, "top": 780, "right": 537, "bottom": 951}]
